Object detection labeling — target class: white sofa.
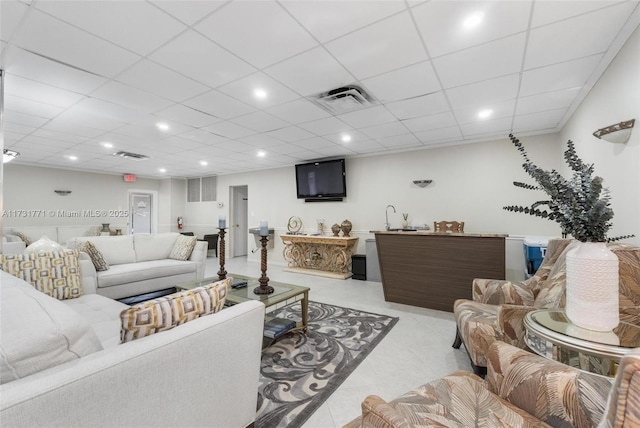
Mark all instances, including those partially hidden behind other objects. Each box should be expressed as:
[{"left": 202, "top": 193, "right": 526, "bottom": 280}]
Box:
[
  {"left": 0, "top": 269, "right": 265, "bottom": 428},
  {"left": 66, "top": 233, "right": 208, "bottom": 300}
]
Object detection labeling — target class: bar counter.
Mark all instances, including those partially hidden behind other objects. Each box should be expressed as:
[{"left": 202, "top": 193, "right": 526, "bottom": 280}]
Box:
[{"left": 373, "top": 230, "right": 507, "bottom": 312}]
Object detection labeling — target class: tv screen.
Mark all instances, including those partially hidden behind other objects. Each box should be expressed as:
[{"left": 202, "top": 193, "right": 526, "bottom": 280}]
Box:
[{"left": 295, "top": 159, "right": 346, "bottom": 200}]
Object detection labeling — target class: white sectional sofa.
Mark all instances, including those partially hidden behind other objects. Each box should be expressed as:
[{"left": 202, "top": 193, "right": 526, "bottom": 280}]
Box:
[
  {"left": 0, "top": 269, "right": 265, "bottom": 427},
  {"left": 67, "top": 233, "right": 208, "bottom": 300}
]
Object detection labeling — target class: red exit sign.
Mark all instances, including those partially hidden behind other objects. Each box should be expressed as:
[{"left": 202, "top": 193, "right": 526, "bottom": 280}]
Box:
[{"left": 123, "top": 174, "right": 136, "bottom": 182}]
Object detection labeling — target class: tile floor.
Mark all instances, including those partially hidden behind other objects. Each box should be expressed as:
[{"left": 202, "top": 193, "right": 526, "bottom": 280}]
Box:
[{"left": 204, "top": 256, "right": 473, "bottom": 428}]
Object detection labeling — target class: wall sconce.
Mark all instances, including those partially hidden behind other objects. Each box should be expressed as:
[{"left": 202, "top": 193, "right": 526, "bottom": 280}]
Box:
[
  {"left": 3, "top": 149, "right": 19, "bottom": 163},
  {"left": 593, "top": 119, "right": 635, "bottom": 144},
  {"left": 54, "top": 190, "right": 72, "bottom": 196},
  {"left": 413, "top": 180, "right": 432, "bottom": 188}
]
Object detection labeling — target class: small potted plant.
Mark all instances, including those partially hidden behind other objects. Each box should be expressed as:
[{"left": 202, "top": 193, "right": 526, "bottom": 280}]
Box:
[{"left": 504, "top": 134, "right": 633, "bottom": 331}]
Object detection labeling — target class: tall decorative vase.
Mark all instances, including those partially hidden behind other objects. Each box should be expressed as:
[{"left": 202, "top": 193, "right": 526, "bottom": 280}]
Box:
[{"left": 565, "top": 242, "right": 619, "bottom": 331}]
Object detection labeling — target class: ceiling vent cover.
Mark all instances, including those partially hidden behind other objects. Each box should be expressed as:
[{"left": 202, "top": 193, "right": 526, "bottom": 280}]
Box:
[
  {"left": 310, "top": 85, "right": 376, "bottom": 114},
  {"left": 112, "top": 151, "right": 149, "bottom": 161}
]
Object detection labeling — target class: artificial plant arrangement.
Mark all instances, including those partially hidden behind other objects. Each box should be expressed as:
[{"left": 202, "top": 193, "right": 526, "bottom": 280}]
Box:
[{"left": 503, "top": 134, "right": 633, "bottom": 242}]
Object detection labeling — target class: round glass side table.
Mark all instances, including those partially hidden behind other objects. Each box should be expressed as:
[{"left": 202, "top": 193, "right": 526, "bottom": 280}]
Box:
[{"left": 524, "top": 309, "right": 640, "bottom": 377}]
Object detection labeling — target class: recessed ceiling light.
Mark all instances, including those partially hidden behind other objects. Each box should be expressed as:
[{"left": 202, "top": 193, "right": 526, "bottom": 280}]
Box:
[
  {"left": 341, "top": 134, "right": 352, "bottom": 143},
  {"left": 159, "top": 168, "right": 167, "bottom": 173},
  {"left": 67, "top": 155, "right": 78, "bottom": 161},
  {"left": 478, "top": 109, "right": 493, "bottom": 119},
  {"left": 200, "top": 160, "right": 208, "bottom": 166},
  {"left": 257, "top": 150, "right": 266, "bottom": 158},
  {"left": 254, "top": 89, "right": 267, "bottom": 99},
  {"left": 156, "top": 122, "right": 170, "bottom": 131},
  {"left": 101, "top": 142, "right": 113, "bottom": 149},
  {"left": 463, "top": 11, "right": 484, "bottom": 29}
]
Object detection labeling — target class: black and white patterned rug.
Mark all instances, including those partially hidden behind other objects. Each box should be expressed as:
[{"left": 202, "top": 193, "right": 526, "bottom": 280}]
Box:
[{"left": 256, "top": 301, "right": 399, "bottom": 428}]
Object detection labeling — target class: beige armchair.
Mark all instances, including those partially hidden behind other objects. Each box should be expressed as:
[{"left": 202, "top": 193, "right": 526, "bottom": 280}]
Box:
[
  {"left": 345, "top": 340, "right": 640, "bottom": 428},
  {"left": 452, "top": 238, "right": 640, "bottom": 375}
]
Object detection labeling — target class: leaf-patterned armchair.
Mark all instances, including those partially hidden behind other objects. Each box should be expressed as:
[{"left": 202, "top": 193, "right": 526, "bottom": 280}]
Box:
[
  {"left": 344, "top": 340, "right": 640, "bottom": 428},
  {"left": 452, "top": 239, "right": 640, "bottom": 375}
]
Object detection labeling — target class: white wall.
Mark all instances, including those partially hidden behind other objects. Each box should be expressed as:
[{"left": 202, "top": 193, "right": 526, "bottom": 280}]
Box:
[
  {"left": 215, "top": 133, "right": 564, "bottom": 282},
  {"left": 560, "top": 26, "right": 640, "bottom": 245}
]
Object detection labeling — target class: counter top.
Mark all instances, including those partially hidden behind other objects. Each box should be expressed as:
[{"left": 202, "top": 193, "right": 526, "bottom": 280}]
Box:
[{"left": 371, "top": 230, "right": 509, "bottom": 238}]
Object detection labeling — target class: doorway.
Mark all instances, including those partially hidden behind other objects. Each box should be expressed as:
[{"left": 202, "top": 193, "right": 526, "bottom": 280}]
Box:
[
  {"left": 128, "top": 190, "right": 158, "bottom": 235},
  {"left": 230, "top": 185, "right": 248, "bottom": 257}
]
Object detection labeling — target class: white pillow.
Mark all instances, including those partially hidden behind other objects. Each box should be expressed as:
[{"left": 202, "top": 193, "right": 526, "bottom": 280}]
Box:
[
  {"left": 0, "top": 272, "right": 103, "bottom": 384},
  {"left": 24, "top": 235, "right": 63, "bottom": 253}
]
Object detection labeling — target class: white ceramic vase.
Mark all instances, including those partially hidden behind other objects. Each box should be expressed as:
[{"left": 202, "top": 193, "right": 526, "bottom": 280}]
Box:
[{"left": 565, "top": 242, "right": 619, "bottom": 331}]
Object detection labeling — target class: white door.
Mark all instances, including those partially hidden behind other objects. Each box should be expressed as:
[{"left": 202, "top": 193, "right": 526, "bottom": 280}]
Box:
[
  {"left": 129, "top": 191, "right": 157, "bottom": 235},
  {"left": 231, "top": 186, "right": 248, "bottom": 257}
]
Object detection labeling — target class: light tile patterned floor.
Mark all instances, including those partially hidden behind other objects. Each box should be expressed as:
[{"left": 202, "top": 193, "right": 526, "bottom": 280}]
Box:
[{"left": 205, "top": 256, "right": 473, "bottom": 428}]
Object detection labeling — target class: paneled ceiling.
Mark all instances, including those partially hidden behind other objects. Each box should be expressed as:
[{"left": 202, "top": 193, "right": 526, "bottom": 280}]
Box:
[{"left": 1, "top": 0, "right": 638, "bottom": 178}]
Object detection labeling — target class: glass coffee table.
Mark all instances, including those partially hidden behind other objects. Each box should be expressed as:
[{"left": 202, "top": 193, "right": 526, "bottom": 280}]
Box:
[
  {"left": 177, "top": 274, "right": 309, "bottom": 335},
  {"left": 524, "top": 309, "right": 640, "bottom": 377}
]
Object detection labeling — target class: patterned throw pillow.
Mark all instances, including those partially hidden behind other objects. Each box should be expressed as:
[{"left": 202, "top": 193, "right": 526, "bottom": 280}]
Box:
[
  {"left": 120, "top": 278, "right": 231, "bottom": 343},
  {"left": 168, "top": 234, "right": 197, "bottom": 261},
  {"left": 0, "top": 250, "right": 83, "bottom": 300},
  {"left": 81, "top": 241, "right": 110, "bottom": 271},
  {"left": 13, "top": 231, "right": 32, "bottom": 246}
]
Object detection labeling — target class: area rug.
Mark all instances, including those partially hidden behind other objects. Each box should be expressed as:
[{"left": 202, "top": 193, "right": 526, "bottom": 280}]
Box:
[{"left": 256, "top": 301, "right": 399, "bottom": 428}]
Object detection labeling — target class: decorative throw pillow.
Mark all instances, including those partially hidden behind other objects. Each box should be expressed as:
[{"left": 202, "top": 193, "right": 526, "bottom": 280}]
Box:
[
  {"left": 0, "top": 250, "right": 83, "bottom": 300},
  {"left": 168, "top": 234, "right": 197, "bottom": 261},
  {"left": 82, "top": 241, "right": 110, "bottom": 272},
  {"left": 120, "top": 278, "right": 231, "bottom": 343},
  {"left": 13, "top": 231, "right": 32, "bottom": 246},
  {"left": 24, "top": 235, "right": 64, "bottom": 254}
]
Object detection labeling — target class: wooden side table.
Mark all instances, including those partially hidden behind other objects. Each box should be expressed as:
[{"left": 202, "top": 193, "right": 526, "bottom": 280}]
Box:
[{"left": 524, "top": 309, "right": 640, "bottom": 377}]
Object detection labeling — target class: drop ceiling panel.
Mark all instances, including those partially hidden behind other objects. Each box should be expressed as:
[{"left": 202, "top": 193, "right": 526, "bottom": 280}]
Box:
[
  {"left": 402, "top": 112, "right": 458, "bottom": 133},
  {"left": 281, "top": 1, "right": 405, "bottom": 43},
  {"left": 178, "top": 129, "right": 228, "bottom": 145},
  {"left": 376, "top": 133, "right": 421, "bottom": 149},
  {"left": 149, "top": 30, "right": 255, "bottom": 88},
  {"left": 266, "top": 126, "right": 316, "bottom": 143},
  {"left": 238, "top": 133, "right": 286, "bottom": 148},
  {"left": 513, "top": 109, "right": 566, "bottom": 132},
  {"left": 413, "top": 0, "right": 532, "bottom": 58},
  {"left": 34, "top": 0, "right": 186, "bottom": 56},
  {"left": 325, "top": 12, "right": 428, "bottom": 80},
  {"left": 338, "top": 106, "right": 397, "bottom": 129},
  {"left": 12, "top": 9, "right": 140, "bottom": 77},
  {"left": 360, "top": 61, "right": 440, "bottom": 103},
  {"left": 519, "top": 54, "right": 603, "bottom": 96},
  {"left": 414, "top": 126, "right": 463, "bottom": 143},
  {"left": 459, "top": 117, "right": 513, "bottom": 136},
  {"left": 5, "top": 94, "right": 65, "bottom": 118},
  {"left": 183, "top": 90, "right": 255, "bottom": 120},
  {"left": 296, "top": 137, "right": 338, "bottom": 150},
  {"left": 155, "top": 104, "right": 221, "bottom": 128},
  {"left": 195, "top": 1, "right": 318, "bottom": 68},
  {"left": 446, "top": 74, "right": 520, "bottom": 111},
  {"left": 150, "top": 1, "right": 226, "bottom": 26},
  {"left": 5, "top": 74, "right": 86, "bottom": 108},
  {"left": 360, "top": 121, "right": 412, "bottom": 139},
  {"left": 516, "top": 88, "right": 580, "bottom": 116},
  {"left": 115, "top": 60, "right": 210, "bottom": 103},
  {"left": 347, "top": 140, "right": 387, "bottom": 153},
  {"left": 3, "top": 47, "right": 108, "bottom": 94},
  {"left": 386, "top": 92, "right": 450, "bottom": 121},
  {"left": 433, "top": 33, "right": 527, "bottom": 89},
  {"left": 454, "top": 99, "right": 516, "bottom": 125},
  {"left": 265, "top": 99, "right": 331, "bottom": 125},
  {"left": 4, "top": 110, "right": 50, "bottom": 128},
  {"left": 525, "top": 2, "right": 637, "bottom": 69},
  {"left": 91, "top": 81, "right": 174, "bottom": 114},
  {"left": 531, "top": 1, "right": 616, "bottom": 27},
  {"left": 202, "top": 121, "right": 257, "bottom": 140},
  {"left": 298, "top": 117, "right": 352, "bottom": 136},
  {"left": 264, "top": 47, "right": 355, "bottom": 96},
  {"left": 0, "top": 0, "right": 29, "bottom": 42},
  {"left": 218, "top": 72, "right": 300, "bottom": 108}
]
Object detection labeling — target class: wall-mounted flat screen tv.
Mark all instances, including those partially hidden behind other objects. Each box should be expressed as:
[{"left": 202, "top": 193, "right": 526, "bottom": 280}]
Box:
[{"left": 295, "top": 159, "right": 346, "bottom": 200}]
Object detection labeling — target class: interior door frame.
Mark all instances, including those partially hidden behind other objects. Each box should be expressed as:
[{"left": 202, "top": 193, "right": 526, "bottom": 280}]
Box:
[
  {"left": 127, "top": 189, "right": 158, "bottom": 235},
  {"left": 230, "top": 185, "right": 248, "bottom": 258}
]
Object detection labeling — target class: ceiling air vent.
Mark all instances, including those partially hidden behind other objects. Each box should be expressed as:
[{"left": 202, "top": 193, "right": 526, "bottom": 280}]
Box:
[
  {"left": 112, "top": 151, "right": 149, "bottom": 161},
  {"left": 310, "top": 85, "right": 376, "bottom": 114}
]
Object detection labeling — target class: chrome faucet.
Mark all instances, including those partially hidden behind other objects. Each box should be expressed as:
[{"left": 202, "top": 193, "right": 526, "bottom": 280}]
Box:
[{"left": 385, "top": 205, "right": 396, "bottom": 230}]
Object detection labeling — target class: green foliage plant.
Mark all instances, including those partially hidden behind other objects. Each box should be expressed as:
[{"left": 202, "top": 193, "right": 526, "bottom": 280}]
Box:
[{"left": 503, "top": 134, "right": 633, "bottom": 243}]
